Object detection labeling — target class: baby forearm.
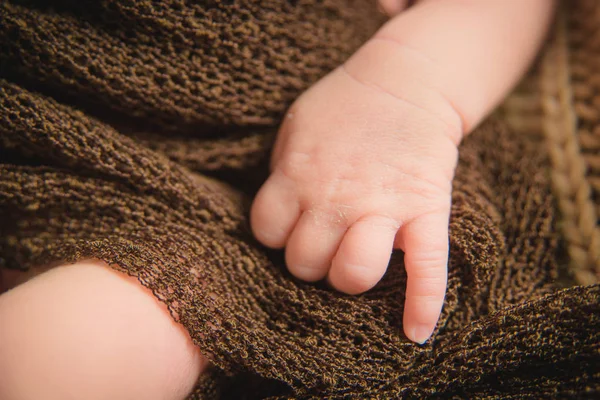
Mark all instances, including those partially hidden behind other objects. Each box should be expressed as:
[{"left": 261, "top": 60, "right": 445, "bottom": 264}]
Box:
[{"left": 347, "top": 0, "right": 556, "bottom": 135}]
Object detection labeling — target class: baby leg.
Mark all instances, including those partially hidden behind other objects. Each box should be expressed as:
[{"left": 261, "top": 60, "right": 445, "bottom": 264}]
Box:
[{"left": 0, "top": 260, "right": 207, "bottom": 400}]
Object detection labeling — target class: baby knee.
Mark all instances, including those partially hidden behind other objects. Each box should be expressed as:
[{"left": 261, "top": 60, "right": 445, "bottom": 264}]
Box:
[{"left": 0, "top": 261, "right": 205, "bottom": 400}]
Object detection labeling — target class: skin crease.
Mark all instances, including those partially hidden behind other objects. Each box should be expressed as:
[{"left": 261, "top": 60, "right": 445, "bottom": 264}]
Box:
[{"left": 0, "top": 1, "right": 555, "bottom": 399}]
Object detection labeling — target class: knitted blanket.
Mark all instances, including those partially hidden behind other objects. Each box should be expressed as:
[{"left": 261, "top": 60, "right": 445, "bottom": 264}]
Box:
[{"left": 0, "top": 0, "right": 598, "bottom": 398}]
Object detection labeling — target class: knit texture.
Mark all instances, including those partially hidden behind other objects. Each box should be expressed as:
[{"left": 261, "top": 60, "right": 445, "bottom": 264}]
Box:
[
  {"left": 562, "top": 0, "right": 600, "bottom": 283},
  {"left": 1, "top": 1, "right": 599, "bottom": 398}
]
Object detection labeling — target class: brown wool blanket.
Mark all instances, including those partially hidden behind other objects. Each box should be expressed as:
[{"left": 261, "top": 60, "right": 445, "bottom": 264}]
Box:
[{"left": 0, "top": 0, "right": 599, "bottom": 398}]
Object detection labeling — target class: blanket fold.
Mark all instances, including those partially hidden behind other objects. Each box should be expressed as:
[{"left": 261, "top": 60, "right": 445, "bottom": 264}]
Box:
[{"left": 1, "top": 0, "right": 598, "bottom": 398}]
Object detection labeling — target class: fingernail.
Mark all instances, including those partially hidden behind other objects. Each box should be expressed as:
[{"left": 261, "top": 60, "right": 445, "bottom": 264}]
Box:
[{"left": 409, "top": 325, "right": 432, "bottom": 344}]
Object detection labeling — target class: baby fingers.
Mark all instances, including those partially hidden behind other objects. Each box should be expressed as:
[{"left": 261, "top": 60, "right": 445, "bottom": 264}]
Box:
[
  {"left": 285, "top": 209, "right": 347, "bottom": 282},
  {"left": 399, "top": 210, "right": 450, "bottom": 344},
  {"left": 328, "top": 215, "right": 399, "bottom": 294}
]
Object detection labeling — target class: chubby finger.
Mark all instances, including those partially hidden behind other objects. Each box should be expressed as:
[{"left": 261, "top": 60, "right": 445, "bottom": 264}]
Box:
[
  {"left": 329, "top": 215, "right": 399, "bottom": 294},
  {"left": 285, "top": 209, "right": 347, "bottom": 282},
  {"left": 378, "top": 0, "right": 411, "bottom": 16},
  {"left": 399, "top": 211, "right": 449, "bottom": 344},
  {"left": 251, "top": 174, "right": 301, "bottom": 249}
]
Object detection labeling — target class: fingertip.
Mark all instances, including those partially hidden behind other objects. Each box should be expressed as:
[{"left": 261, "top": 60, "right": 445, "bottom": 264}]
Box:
[
  {"left": 378, "top": 0, "right": 410, "bottom": 17},
  {"left": 250, "top": 177, "right": 300, "bottom": 249},
  {"left": 402, "top": 285, "right": 445, "bottom": 344},
  {"left": 405, "top": 322, "right": 435, "bottom": 345},
  {"left": 328, "top": 262, "right": 383, "bottom": 294},
  {"left": 402, "top": 282, "right": 444, "bottom": 344},
  {"left": 285, "top": 254, "right": 329, "bottom": 283}
]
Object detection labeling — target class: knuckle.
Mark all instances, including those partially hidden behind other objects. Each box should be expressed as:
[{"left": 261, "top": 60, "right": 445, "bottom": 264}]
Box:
[
  {"left": 357, "top": 214, "right": 400, "bottom": 233},
  {"left": 408, "top": 276, "right": 447, "bottom": 297},
  {"left": 407, "top": 253, "right": 448, "bottom": 279},
  {"left": 275, "top": 150, "right": 314, "bottom": 183}
]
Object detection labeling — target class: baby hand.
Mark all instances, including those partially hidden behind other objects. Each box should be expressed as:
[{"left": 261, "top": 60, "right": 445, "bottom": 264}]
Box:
[{"left": 251, "top": 61, "right": 462, "bottom": 344}]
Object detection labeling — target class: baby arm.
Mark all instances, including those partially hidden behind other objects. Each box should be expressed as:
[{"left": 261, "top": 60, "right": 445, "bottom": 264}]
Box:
[
  {"left": 251, "top": 0, "right": 555, "bottom": 344},
  {"left": 369, "top": 0, "right": 556, "bottom": 133}
]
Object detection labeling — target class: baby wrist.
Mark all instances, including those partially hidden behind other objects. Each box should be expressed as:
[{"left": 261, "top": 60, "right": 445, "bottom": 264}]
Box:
[{"left": 344, "top": 37, "right": 465, "bottom": 144}]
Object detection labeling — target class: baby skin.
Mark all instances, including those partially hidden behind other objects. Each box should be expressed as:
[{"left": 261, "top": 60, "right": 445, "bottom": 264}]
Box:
[
  {"left": 251, "top": 0, "right": 555, "bottom": 343},
  {"left": 0, "top": 1, "right": 555, "bottom": 399}
]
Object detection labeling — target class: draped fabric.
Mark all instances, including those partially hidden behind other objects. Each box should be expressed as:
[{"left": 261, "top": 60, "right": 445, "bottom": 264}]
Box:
[{"left": 0, "top": 1, "right": 598, "bottom": 398}]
